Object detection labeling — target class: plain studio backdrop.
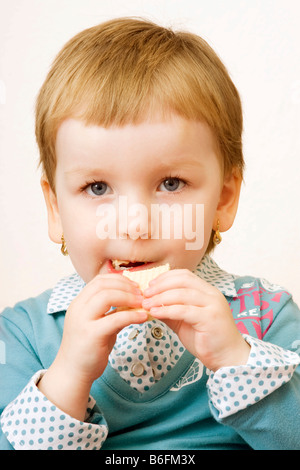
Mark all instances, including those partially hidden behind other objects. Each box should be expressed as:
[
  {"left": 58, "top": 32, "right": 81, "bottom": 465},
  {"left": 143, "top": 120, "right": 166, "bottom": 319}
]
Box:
[{"left": 0, "top": 0, "right": 300, "bottom": 311}]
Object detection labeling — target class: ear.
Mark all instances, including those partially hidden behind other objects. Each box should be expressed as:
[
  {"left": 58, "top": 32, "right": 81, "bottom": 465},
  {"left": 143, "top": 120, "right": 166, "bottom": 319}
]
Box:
[
  {"left": 40, "top": 176, "right": 63, "bottom": 244},
  {"left": 214, "top": 168, "right": 242, "bottom": 232}
]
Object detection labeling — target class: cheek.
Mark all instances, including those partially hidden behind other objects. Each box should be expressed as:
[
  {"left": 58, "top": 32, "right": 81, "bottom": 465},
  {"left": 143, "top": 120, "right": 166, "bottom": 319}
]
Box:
[
  {"left": 57, "top": 193, "right": 94, "bottom": 236},
  {"left": 64, "top": 228, "right": 107, "bottom": 283},
  {"left": 203, "top": 206, "right": 216, "bottom": 239},
  {"left": 57, "top": 201, "right": 101, "bottom": 256},
  {"left": 182, "top": 196, "right": 217, "bottom": 244},
  {"left": 65, "top": 218, "right": 101, "bottom": 255}
]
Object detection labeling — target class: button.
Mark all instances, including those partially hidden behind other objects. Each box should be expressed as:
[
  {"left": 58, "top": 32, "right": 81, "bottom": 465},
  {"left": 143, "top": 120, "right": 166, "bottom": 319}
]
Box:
[
  {"left": 151, "top": 326, "right": 164, "bottom": 339},
  {"left": 128, "top": 328, "right": 139, "bottom": 340},
  {"left": 131, "top": 362, "right": 145, "bottom": 377}
]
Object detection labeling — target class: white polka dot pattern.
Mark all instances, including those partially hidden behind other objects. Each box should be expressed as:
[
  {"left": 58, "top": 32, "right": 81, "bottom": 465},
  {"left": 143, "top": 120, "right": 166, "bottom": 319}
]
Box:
[
  {"left": 47, "top": 274, "right": 85, "bottom": 314},
  {"left": 194, "top": 256, "right": 237, "bottom": 297},
  {"left": 207, "top": 335, "right": 300, "bottom": 418},
  {"left": 1, "top": 371, "right": 108, "bottom": 450},
  {"left": 109, "top": 319, "right": 186, "bottom": 392}
]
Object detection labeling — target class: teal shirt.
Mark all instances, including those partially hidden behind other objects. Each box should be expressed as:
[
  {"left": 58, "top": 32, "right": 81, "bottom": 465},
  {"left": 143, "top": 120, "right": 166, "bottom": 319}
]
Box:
[{"left": 1, "top": 258, "right": 300, "bottom": 450}]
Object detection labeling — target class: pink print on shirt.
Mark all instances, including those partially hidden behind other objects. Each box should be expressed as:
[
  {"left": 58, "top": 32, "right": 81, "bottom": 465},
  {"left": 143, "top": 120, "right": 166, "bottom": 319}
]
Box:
[{"left": 229, "top": 281, "right": 290, "bottom": 340}]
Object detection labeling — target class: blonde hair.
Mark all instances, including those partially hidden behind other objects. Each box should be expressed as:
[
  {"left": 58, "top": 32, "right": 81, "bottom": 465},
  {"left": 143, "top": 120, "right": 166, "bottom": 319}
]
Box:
[{"left": 35, "top": 17, "right": 244, "bottom": 252}]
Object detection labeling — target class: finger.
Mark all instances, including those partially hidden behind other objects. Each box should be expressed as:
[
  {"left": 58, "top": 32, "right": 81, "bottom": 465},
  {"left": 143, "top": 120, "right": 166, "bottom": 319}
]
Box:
[
  {"left": 93, "top": 272, "right": 140, "bottom": 288},
  {"left": 90, "top": 273, "right": 142, "bottom": 293},
  {"left": 94, "top": 308, "right": 148, "bottom": 338},
  {"left": 143, "top": 287, "right": 212, "bottom": 310},
  {"left": 147, "top": 268, "right": 192, "bottom": 285},
  {"left": 73, "top": 274, "right": 142, "bottom": 307},
  {"left": 149, "top": 304, "right": 202, "bottom": 325},
  {"left": 85, "top": 289, "right": 144, "bottom": 319},
  {"left": 144, "top": 269, "right": 215, "bottom": 297}
]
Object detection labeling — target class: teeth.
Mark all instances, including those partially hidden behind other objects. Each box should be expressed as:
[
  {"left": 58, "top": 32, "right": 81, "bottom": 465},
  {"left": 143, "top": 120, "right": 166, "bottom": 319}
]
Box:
[
  {"left": 112, "top": 260, "right": 130, "bottom": 270},
  {"left": 111, "top": 260, "right": 147, "bottom": 270}
]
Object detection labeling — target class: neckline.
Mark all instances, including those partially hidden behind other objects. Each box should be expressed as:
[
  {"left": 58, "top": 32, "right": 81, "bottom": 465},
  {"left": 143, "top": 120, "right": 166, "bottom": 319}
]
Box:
[{"left": 98, "top": 349, "right": 196, "bottom": 403}]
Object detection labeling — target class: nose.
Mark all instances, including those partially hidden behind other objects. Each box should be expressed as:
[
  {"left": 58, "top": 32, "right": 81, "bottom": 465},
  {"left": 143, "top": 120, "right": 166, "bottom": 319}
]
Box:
[{"left": 117, "top": 195, "right": 152, "bottom": 240}]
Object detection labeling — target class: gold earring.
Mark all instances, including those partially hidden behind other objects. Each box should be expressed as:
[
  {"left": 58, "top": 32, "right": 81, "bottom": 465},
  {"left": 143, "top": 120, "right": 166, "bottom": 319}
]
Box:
[
  {"left": 61, "top": 234, "right": 68, "bottom": 256},
  {"left": 213, "top": 220, "right": 222, "bottom": 245}
]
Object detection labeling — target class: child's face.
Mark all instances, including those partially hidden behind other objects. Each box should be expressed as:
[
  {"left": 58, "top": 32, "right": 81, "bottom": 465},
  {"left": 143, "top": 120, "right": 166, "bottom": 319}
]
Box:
[{"left": 43, "top": 114, "right": 240, "bottom": 283}]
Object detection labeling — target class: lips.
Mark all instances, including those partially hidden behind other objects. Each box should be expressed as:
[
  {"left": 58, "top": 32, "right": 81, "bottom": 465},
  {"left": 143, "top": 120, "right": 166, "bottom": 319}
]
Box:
[{"left": 108, "top": 259, "right": 155, "bottom": 273}]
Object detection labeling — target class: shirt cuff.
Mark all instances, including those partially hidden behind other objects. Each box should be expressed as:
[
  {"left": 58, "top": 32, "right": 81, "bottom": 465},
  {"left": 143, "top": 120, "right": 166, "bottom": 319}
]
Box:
[
  {"left": 207, "top": 335, "right": 300, "bottom": 419},
  {"left": 1, "top": 370, "right": 108, "bottom": 450}
]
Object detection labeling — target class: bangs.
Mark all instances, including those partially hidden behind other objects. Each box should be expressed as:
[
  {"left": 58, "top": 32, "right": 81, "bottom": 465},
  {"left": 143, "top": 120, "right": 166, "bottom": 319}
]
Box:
[
  {"left": 45, "top": 27, "right": 212, "bottom": 127},
  {"left": 36, "top": 18, "right": 243, "bottom": 191}
]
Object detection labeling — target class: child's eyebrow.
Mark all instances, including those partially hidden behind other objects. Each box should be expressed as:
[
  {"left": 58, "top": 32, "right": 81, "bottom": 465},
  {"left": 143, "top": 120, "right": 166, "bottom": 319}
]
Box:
[
  {"left": 62, "top": 149, "right": 209, "bottom": 179},
  {"left": 63, "top": 167, "right": 108, "bottom": 177},
  {"left": 64, "top": 159, "right": 204, "bottom": 179}
]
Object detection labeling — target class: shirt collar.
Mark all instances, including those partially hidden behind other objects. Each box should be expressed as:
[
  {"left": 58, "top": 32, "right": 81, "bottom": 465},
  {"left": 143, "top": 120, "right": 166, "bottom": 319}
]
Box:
[
  {"left": 47, "top": 273, "right": 86, "bottom": 314},
  {"left": 193, "top": 255, "right": 237, "bottom": 297},
  {"left": 47, "top": 255, "right": 237, "bottom": 314}
]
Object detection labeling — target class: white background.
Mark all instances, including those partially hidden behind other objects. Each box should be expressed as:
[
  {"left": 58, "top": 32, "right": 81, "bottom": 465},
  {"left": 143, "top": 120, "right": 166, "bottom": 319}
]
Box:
[{"left": 0, "top": 0, "right": 300, "bottom": 310}]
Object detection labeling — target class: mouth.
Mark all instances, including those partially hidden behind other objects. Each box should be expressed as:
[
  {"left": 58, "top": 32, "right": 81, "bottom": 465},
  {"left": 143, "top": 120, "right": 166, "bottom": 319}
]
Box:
[{"left": 108, "top": 259, "right": 156, "bottom": 273}]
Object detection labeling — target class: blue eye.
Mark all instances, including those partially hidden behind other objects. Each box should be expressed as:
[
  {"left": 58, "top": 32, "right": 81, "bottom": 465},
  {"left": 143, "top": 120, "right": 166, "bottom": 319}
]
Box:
[
  {"left": 86, "top": 181, "right": 109, "bottom": 196},
  {"left": 159, "top": 177, "right": 184, "bottom": 192}
]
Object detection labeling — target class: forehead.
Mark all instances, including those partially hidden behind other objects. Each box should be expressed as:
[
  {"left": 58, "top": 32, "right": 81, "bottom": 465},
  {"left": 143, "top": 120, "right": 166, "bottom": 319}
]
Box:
[{"left": 55, "top": 115, "right": 220, "bottom": 174}]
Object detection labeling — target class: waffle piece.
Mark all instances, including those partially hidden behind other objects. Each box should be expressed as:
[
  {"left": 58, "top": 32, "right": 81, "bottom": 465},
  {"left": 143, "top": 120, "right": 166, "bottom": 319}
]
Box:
[
  {"left": 123, "top": 264, "right": 170, "bottom": 290},
  {"left": 115, "top": 263, "right": 170, "bottom": 320}
]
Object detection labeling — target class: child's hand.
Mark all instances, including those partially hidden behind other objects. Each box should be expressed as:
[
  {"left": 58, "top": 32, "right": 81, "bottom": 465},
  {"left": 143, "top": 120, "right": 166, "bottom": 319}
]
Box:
[
  {"left": 38, "top": 273, "right": 147, "bottom": 419},
  {"left": 58, "top": 273, "right": 147, "bottom": 380},
  {"left": 143, "top": 269, "right": 250, "bottom": 372}
]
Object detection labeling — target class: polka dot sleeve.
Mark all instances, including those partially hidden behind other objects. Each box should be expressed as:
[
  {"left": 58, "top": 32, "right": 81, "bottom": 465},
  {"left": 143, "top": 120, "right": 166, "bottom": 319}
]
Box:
[
  {"left": 207, "top": 335, "right": 300, "bottom": 419},
  {"left": 0, "top": 370, "right": 108, "bottom": 450}
]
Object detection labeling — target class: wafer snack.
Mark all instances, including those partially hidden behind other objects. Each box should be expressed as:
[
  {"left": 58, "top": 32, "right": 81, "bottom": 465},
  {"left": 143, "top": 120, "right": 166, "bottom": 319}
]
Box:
[
  {"left": 123, "top": 264, "right": 170, "bottom": 291},
  {"left": 116, "top": 264, "right": 170, "bottom": 320}
]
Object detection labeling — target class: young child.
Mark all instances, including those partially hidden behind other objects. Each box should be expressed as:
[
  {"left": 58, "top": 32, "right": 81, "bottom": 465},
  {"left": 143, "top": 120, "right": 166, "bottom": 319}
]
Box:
[{"left": 1, "top": 18, "right": 299, "bottom": 451}]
